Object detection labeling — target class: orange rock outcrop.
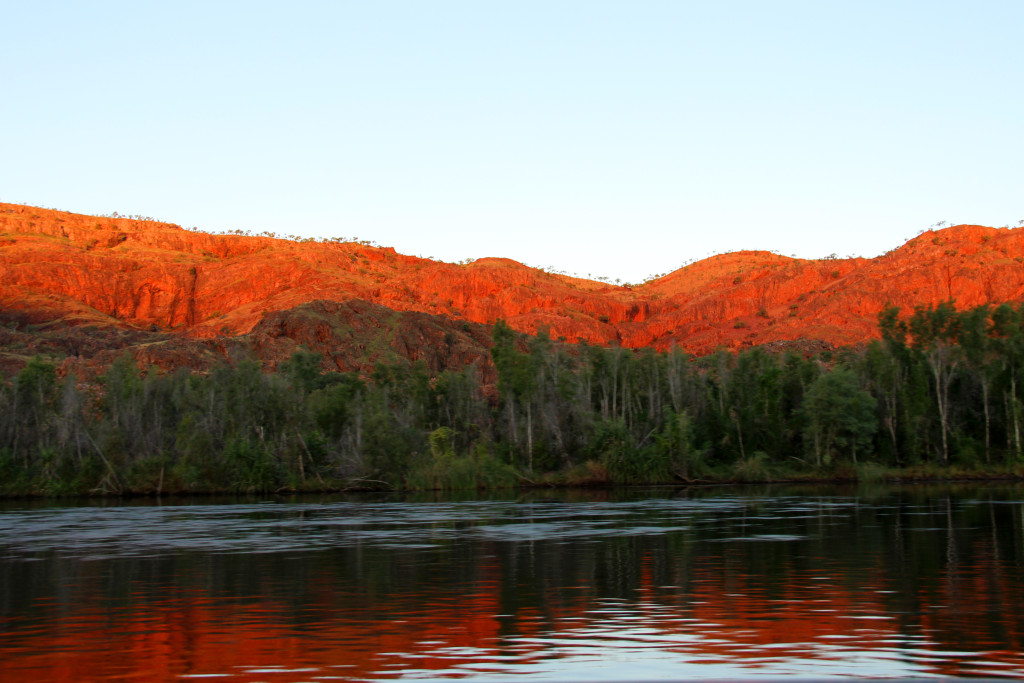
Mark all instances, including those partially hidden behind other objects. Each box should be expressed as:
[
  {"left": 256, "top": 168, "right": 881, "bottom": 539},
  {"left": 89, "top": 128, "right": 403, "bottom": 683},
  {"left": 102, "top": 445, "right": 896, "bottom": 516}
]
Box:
[{"left": 3, "top": 202, "right": 1024, "bottom": 364}]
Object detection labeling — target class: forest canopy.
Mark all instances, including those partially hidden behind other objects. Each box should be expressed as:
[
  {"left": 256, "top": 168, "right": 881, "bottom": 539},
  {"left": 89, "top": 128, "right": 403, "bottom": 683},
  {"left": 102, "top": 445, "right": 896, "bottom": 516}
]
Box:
[{"left": 2, "top": 302, "right": 1023, "bottom": 495}]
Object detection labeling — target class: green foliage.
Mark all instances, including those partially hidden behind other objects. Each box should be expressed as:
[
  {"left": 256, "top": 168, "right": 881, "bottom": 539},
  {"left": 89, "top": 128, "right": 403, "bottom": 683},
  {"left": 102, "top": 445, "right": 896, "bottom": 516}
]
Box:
[
  {"left": 406, "top": 431, "right": 517, "bottom": 490},
  {"left": 591, "top": 418, "right": 636, "bottom": 481},
  {"left": 802, "top": 366, "right": 878, "bottom": 466},
  {"left": 281, "top": 349, "right": 326, "bottom": 394},
  {"left": 732, "top": 451, "right": 771, "bottom": 482},
  {"left": 655, "top": 410, "right": 707, "bottom": 480},
  {"left": 0, "top": 448, "right": 20, "bottom": 493},
  {"left": 854, "top": 460, "right": 888, "bottom": 483},
  {"left": 3, "top": 301, "right": 1024, "bottom": 496},
  {"left": 308, "top": 374, "right": 364, "bottom": 440},
  {"left": 223, "top": 436, "right": 280, "bottom": 492},
  {"left": 428, "top": 426, "right": 456, "bottom": 459}
]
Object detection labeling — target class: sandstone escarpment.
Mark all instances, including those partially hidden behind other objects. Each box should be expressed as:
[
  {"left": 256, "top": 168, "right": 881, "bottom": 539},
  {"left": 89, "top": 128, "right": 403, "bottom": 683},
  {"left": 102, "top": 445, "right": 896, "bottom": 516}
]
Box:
[{"left": 3, "top": 202, "right": 1024, "bottom": 366}]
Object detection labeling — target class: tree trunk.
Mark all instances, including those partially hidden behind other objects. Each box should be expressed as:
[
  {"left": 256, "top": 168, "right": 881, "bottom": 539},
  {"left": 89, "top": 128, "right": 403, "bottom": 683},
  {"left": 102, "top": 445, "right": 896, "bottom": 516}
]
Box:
[
  {"left": 526, "top": 402, "right": 533, "bottom": 471},
  {"left": 812, "top": 426, "right": 822, "bottom": 468},
  {"left": 1013, "top": 371, "right": 1022, "bottom": 459},
  {"left": 731, "top": 409, "right": 746, "bottom": 461},
  {"left": 508, "top": 398, "right": 517, "bottom": 454},
  {"left": 928, "top": 352, "right": 951, "bottom": 465},
  {"left": 982, "top": 379, "right": 991, "bottom": 464}
]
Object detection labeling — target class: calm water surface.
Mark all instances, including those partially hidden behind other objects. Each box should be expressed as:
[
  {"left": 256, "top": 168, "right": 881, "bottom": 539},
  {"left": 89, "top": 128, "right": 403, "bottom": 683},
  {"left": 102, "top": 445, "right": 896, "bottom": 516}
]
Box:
[{"left": 2, "top": 484, "right": 1024, "bottom": 681}]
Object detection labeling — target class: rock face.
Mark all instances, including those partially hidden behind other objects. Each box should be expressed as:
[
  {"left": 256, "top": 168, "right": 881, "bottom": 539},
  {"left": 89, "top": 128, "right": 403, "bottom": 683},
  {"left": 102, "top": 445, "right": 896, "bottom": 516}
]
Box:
[
  {"left": 629, "top": 225, "right": 1024, "bottom": 352},
  {"left": 3, "top": 202, "right": 1024, "bottom": 372},
  {"left": 246, "top": 299, "right": 495, "bottom": 377}
]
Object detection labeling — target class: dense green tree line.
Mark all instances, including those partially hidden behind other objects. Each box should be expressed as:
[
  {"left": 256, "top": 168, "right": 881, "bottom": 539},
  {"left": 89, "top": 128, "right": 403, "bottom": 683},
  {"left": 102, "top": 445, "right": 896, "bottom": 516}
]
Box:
[{"left": 2, "top": 302, "right": 1024, "bottom": 495}]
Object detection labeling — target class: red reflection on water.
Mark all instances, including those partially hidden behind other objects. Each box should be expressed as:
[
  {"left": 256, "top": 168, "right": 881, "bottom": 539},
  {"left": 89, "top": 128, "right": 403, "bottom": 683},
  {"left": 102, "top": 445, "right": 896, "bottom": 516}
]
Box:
[{"left": 3, "top": 542, "right": 1024, "bottom": 681}]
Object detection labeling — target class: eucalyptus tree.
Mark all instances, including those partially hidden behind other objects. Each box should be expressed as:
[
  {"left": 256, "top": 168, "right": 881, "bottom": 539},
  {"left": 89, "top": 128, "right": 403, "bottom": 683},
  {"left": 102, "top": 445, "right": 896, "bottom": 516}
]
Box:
[
  {"left": 802, "top": 365, "right": 878, "bottom": 466},
  {"left": 989, "top": 303, "right": 1024, "bottom": 459},
  {"left": 2, "top": 356, "right": 59, "bottom": 472},
  {"left": 959, "top": 305, "right": 998, "bottom": 463},
  {"left": 908, "top": 303, "right": 962, "bottom": 464},
  {"left": 861, "top": 340, "right": 904, "bottom": 465},
  {"left": 490, "top": 320, "right": 538, "bottom": 469}
]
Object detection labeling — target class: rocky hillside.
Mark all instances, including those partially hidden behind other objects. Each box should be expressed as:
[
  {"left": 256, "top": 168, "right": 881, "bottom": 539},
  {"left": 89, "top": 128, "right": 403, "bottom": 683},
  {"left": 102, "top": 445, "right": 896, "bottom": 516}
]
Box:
[{"left": 2, "top": 202, "right": 1023, "bottom": 373}]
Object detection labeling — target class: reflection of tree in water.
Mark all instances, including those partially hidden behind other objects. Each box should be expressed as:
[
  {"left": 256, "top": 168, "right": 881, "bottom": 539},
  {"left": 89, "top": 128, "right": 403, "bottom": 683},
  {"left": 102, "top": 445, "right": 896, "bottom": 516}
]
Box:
[{"left": 2, "top": 486, "right": 1024, "bottom": 680}]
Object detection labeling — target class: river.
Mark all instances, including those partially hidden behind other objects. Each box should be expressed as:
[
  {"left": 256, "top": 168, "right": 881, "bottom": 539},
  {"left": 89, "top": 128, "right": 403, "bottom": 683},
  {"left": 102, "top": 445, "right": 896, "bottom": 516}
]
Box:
[{"left": 2, "top": 484, "right": 1023, "bottom": 680}]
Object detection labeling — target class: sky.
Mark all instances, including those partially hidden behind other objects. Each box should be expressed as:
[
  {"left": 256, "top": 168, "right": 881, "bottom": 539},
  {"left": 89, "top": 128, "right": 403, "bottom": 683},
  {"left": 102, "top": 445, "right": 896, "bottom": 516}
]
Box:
[{"left": 2, "top": 1, "right": 1022, "bottom": 283}]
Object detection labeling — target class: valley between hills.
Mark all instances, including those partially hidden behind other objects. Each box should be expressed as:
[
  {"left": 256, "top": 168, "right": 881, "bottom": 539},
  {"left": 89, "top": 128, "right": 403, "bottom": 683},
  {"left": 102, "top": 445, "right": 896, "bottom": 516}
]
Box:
[{"left": 2, "top": 201, "right": 1023, "bottom": 377}]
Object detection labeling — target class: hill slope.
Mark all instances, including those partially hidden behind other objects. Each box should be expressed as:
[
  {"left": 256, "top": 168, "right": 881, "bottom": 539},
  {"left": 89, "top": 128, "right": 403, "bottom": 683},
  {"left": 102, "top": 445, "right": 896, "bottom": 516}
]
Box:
[{"left": 2, "top": 202, "right": 1023, "bottom": 371}]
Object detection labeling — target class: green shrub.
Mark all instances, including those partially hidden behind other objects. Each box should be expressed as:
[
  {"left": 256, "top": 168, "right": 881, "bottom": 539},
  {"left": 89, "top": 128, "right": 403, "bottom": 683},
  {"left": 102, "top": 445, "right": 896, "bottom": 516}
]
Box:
[
  {"left": 656, "top": 411, "right": 707, "bottom": 481},
  {"left": 854, "top": 461, "right": 888, "bottom": 483},
  {"left": 406, "top": 434, "right": 518, "bottom": 490},
  {"left": 223, "top": 437, "right": 281, "bottom": 493},
  {"left": 732, "top": 451, "right": 771, "bottom": 482},
  {"left": 562, "top": 460, "right": 611, "bottom": 486}
]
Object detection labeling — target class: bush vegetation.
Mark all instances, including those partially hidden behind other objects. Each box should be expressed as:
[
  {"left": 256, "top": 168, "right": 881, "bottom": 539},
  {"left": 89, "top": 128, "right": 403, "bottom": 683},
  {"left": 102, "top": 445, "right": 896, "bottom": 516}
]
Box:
[{"left": 2, "top": 302, "right": 1024, "bottom": 495}]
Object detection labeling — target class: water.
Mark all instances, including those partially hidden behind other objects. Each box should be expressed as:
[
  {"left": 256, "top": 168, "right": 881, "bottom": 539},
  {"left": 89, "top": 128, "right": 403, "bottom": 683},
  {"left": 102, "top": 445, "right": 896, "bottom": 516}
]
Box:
[{"left": 2, "top": 484, "right": 1024, "bottom": 681}]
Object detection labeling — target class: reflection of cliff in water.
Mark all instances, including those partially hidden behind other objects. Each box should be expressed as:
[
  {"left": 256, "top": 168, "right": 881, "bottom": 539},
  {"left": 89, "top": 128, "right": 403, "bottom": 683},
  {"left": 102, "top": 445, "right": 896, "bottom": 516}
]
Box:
[{"left": 2, "top": 485, "right": 1023, "bottom": 681}]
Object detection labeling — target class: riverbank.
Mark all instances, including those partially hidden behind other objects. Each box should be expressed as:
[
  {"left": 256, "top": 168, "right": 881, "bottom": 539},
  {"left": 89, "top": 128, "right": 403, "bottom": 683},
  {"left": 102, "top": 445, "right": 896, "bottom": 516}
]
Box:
[{"left": 3, "top": 459, "right": 1023, "bottom": 499}]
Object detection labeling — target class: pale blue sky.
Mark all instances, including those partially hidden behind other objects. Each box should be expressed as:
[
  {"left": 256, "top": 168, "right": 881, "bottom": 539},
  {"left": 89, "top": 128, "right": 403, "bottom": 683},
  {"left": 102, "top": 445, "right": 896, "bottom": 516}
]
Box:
[{"left": 2, "top": 1, "right": 1021, "bottom": 282}]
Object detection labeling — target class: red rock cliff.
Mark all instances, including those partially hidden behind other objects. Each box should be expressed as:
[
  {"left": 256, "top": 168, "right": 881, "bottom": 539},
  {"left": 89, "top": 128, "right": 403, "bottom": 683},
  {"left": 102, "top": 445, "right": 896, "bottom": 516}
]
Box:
[{"left": 3, "top": 203, "right": 1023, "bottom": 359}]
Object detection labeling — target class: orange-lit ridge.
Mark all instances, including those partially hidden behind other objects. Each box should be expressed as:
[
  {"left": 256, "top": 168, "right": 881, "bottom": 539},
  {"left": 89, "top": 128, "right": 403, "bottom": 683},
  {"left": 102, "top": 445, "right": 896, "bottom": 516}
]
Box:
[{"left": 3, "top": 203, "right": 1024, "bottom": 373}]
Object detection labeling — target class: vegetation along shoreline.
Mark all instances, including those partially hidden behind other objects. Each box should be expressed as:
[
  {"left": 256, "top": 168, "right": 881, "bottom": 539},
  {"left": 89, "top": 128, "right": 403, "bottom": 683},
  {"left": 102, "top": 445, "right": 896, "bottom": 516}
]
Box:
[{"left": 3, "top": 302, "right": 1024, "bottom": 498}]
